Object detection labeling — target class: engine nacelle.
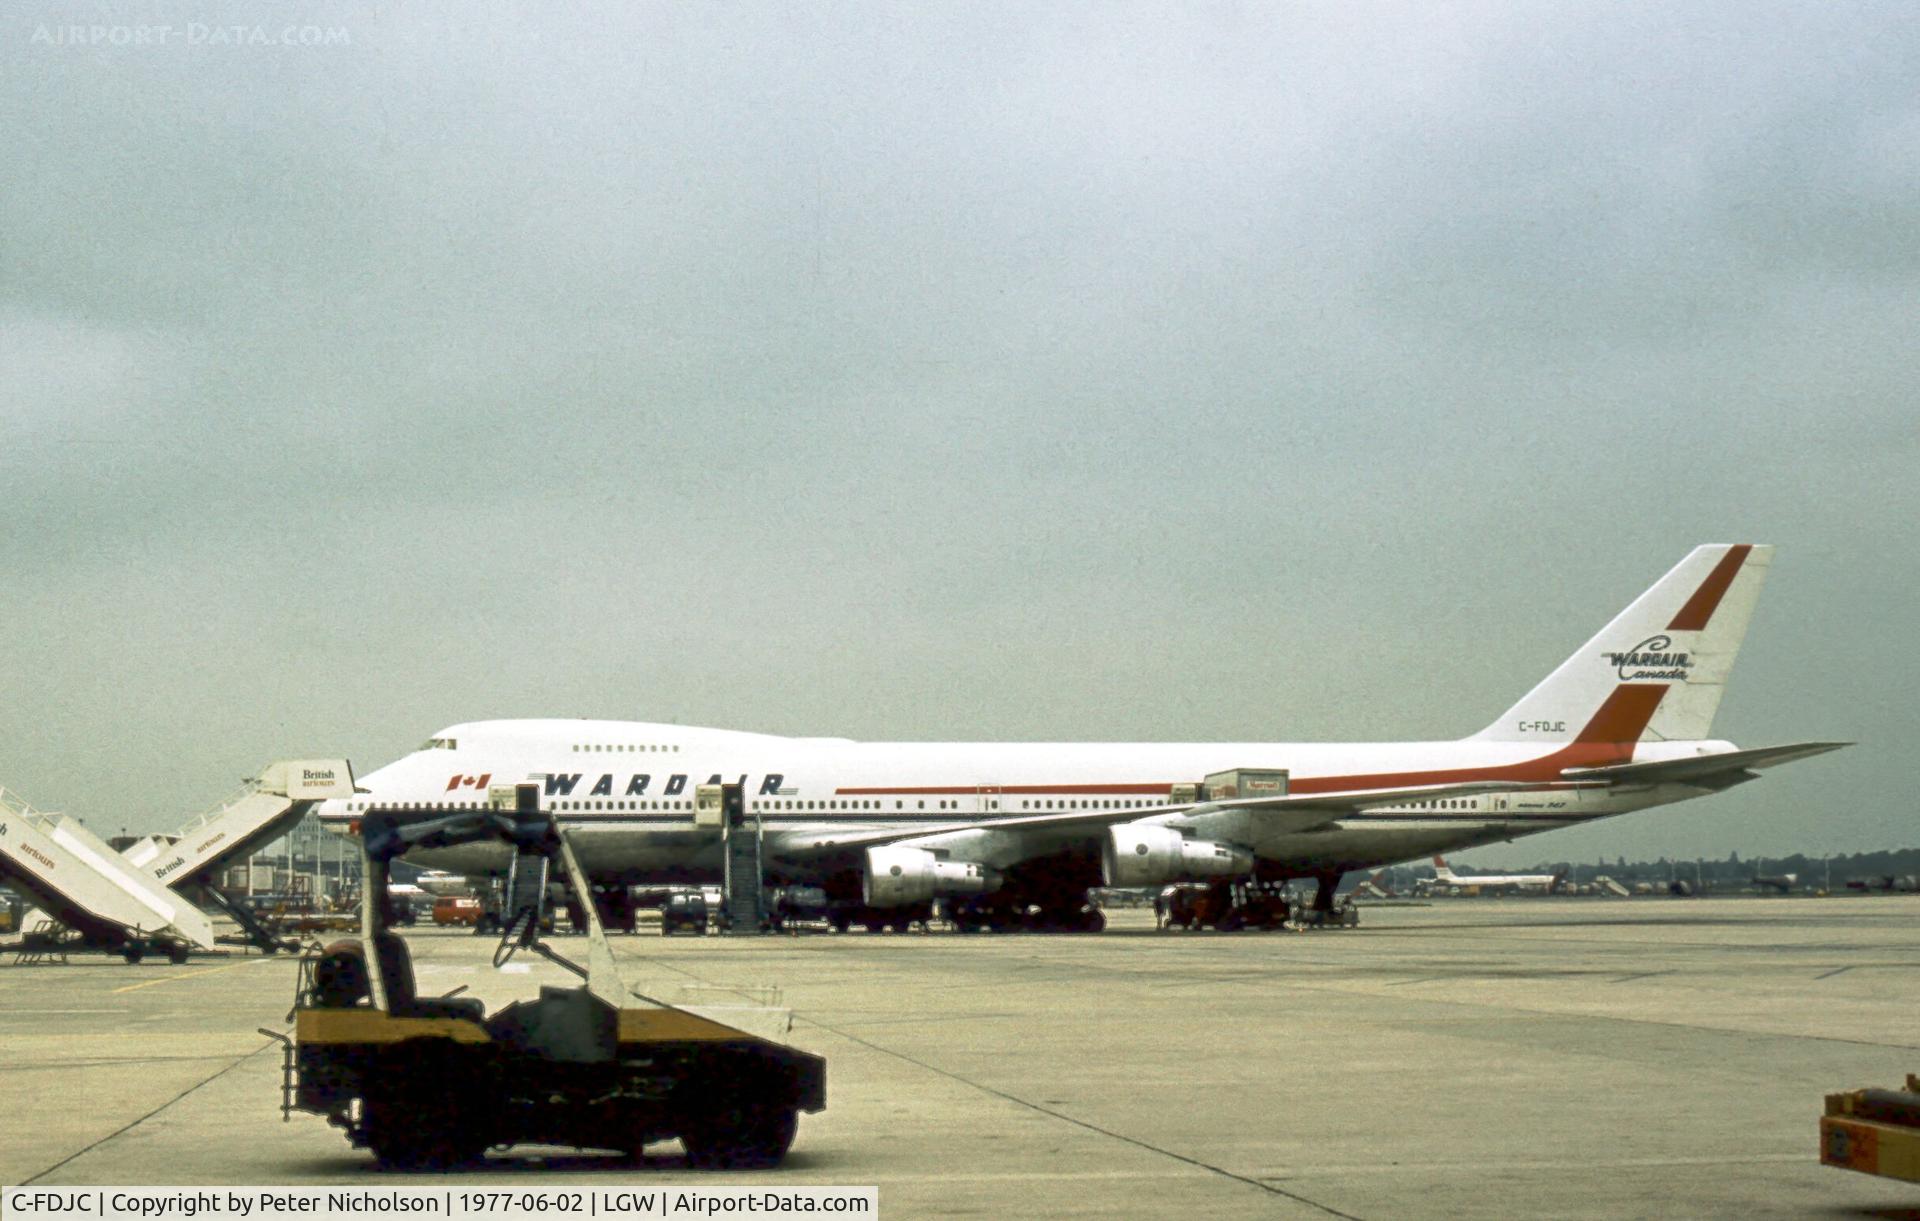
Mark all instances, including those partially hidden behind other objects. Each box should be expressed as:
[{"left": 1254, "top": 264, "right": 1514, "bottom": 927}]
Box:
[
  {"left": 863, "top": 846, "right": 1000, "bottom": 908},
  {"left": 1102, "top": 824, "right": 1253, "bottom": 888}
]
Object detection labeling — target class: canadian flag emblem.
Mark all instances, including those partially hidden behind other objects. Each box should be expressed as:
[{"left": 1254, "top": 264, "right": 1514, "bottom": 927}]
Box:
[{"left": 445, "top": 773, "right": 493, "bottom": 792}]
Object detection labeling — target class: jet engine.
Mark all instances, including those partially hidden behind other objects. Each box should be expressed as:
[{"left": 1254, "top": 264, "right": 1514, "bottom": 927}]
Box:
[
  {"left": 1102, "top": 824, "right": 1252, "bottom": 888},
  {"left": 863, "top": 846, "right": 999, "bottom": 908}
]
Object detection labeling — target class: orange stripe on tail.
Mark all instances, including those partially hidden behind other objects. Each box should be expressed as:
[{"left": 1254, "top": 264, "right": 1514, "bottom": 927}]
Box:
[
  {"left": 1574, "top": 684, "right": 1667, "bottom": 744},
  {"left": 1667, "top": 544, "right": 1751, "bottom": 631}
]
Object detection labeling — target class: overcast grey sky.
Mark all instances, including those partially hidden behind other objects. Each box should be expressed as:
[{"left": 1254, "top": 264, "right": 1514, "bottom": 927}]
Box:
[{"left": 2, "top": 3, "right": 1913, "bottom": 866}]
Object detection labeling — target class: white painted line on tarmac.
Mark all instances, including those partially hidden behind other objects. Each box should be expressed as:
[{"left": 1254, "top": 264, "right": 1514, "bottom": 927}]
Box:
[{"left": 110, "top": 961, "right": 256, "bottom": 993}]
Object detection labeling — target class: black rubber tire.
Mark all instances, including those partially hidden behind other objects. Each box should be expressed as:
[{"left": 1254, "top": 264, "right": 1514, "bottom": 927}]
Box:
[
  {"left": 167, "top": 943, "right": 191, "bottom": 964},
  {"left": 122, "top": 944, "right": 145, "bottom": 964},
  {"left": 362, "top": 1044, "right": 489, "bottom": 1170},
  {"left": 1028, "top": 907, "right": 1103, "bottom": 934},
  {"left": 363, "top": 1101, "right": 430, "bottom": 1170},
  {"left": 365, "top": 1095, "right": 486, "bottom": 1170},
  {"left": 682, "top": 1106, "right": 798, "bottom": 1170}
]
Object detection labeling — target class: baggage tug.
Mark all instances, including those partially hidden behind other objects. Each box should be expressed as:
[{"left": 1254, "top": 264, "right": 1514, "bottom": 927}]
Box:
[{"left": 271, "top": 785, "right": 824, "bottom": 1168}]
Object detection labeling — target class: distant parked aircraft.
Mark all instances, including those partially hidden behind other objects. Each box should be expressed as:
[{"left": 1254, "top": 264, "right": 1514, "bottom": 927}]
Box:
[
  {"left": 410, "top": 869, "right": 472, "bottom": 897},
  {"left": 1845, "top": 875, "right": 1918, "bottom": 893},
  {"left": 1351, "top": 869, "right": 1395, "bottom": 899},
  {"left": 1427, "top": 856, "right": 1567, "bottom": 895}
]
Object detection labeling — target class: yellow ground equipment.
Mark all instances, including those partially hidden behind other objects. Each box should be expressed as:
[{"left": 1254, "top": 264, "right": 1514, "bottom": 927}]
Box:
[
  {"left": 271, "top": 785, "right": 825, "bottom": 1169},
  {"left": 1822, "top": 1075, "right": 1920, "bottom": 1184}
]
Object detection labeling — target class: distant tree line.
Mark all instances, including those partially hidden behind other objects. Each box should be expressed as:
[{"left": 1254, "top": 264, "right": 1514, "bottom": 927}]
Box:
[{"left": 1393, "top": 847, "right": 1920, "bottom": 888}]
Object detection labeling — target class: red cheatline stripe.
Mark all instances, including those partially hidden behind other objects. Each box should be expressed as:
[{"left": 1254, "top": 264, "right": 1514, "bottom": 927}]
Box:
[
  {"left": 836, "top": 783, "right": 1170, "bottom": 796},
  {"left": 1288, "top": 686, "right": 1665, "bottom": 792},
  {"left": 1668, "top": 544, "right": 1751, "bottom": 631},
  {"left": 832, "top": 689, "right": 1665, "bottom": 803}
]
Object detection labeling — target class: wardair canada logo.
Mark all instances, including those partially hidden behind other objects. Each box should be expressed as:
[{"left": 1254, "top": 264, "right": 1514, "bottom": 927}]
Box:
[{"left": 1604, "top": 634, "right": 1692, "bottom": 682}]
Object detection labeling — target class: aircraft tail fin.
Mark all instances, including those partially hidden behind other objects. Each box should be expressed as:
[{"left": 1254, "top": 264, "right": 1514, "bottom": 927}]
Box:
[
  {"left": 1356, "top": 867, "right": 1394, "bottom": 897},
  {"left": 1471, "top": 545, "right": 1772, "bottom": 744}
]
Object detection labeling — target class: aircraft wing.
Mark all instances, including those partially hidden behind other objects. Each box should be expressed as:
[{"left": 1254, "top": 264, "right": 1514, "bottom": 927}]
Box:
[
  {"left": 1561, "top": 742, "right": 1851, "bottom": 787},
  {"left": 768, "top": 779, "right": 1554, "bottom": 863}
]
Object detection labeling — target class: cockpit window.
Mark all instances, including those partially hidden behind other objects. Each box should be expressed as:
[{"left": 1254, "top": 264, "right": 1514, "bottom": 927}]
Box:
[{"left": 419, "top": 737, "right": 458, "bottom": 750}]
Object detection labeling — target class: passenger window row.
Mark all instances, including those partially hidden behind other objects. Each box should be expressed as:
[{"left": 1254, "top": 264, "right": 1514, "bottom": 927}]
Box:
[{"left": 344, "top": 793, "right": 1181, "bottom": 815}]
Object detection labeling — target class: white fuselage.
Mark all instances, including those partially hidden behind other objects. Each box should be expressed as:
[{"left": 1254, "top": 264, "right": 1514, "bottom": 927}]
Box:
[
  {"left": 315, "top": 719, "right": 1727, "bottom": 883},
  {"left": 1430, "top": 870, "right": 1563, "bottom": 893}
]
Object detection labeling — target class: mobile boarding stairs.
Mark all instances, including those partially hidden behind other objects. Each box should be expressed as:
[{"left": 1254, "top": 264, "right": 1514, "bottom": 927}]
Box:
[{"left": 0, "top": 760, "right": 355, "bottom": 962}]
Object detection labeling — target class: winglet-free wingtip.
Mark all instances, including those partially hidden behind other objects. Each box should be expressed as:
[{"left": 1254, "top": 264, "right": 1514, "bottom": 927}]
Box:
[{"left": 1760, "top": 741, "right": 1853, "bottom": 762}]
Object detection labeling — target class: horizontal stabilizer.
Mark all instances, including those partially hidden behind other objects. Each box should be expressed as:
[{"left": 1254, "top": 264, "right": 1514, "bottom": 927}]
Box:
[{"left": 1562, "top": 742, "right": 1850, "bottom": 786}]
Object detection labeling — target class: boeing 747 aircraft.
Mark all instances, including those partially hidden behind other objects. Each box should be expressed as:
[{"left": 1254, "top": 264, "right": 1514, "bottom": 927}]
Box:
[{"left": 316, "top": 545, "right": 1846, "bottom": 931}]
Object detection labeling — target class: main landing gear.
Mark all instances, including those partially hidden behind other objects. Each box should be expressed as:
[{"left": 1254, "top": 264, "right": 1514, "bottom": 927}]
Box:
[
  {"left": 945, "top": 895, "right": 1106, "bottom": 934},
  {"left": 1161, "top": 872, "right": 1360, "bottom": 931},
  {"left": 1297, "top": 870, "right": 1360, "bottom": 930},
  {"left": 826, "top": 902, "right": 932, "bottom": 933},
  {"left": 1162, "top": 880, "right": 1291, "bottom": 931}
]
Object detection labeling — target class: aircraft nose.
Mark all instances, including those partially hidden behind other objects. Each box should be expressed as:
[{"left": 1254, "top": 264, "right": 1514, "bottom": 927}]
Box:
[{"left": 352, "top": 760, "right": 405, "bottom": 800}]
